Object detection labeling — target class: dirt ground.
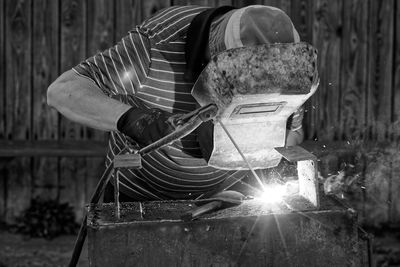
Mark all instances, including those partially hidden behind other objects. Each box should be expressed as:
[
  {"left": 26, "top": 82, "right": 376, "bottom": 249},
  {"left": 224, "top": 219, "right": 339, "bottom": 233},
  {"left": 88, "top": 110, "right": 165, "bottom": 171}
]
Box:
[
  {"left": 0, "top": 231, "right": 88, "bottom": 267},
  {"left": 0, "top": 229, "right": 399, "bottom": 267}
]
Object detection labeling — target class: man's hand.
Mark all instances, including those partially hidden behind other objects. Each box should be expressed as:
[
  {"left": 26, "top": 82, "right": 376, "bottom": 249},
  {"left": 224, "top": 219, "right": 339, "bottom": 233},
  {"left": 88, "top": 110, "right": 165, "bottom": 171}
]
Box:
[
  {"left": 117, "top": 107, "right": 175, "bottom": 147},
  {"left": 196, "top": 121, "right": 214, "bottom": 161}
]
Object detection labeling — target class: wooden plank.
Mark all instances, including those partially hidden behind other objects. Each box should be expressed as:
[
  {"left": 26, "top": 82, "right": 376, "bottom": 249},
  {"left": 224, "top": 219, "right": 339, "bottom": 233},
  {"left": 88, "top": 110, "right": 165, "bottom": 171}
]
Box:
[
  {"left": 5, "top": 0, "right": 32, "bottom": 140},
  {"left": 339, "top": 0, "right": 368, "bottom": 141},
  {"left": 4, "top": 0, "right": 32, "bottom": 223},
  {"left": 142, "top": 0, "right": 170, "bottom": 21},
  {"left": 0, "top": 140, "right": 107, "bottom": 157},
  {"left": 59, "top": 156, "right": 87, "bottom": 221},
  {"left": 87, "top": 0, "right": 114, "bottom": 55},
  {"left": 32, "top": 0, "right": 60, "bottom": 201},
  {"left": 393, "top": 0, "right": 400, "bottom": 141},
  {"left": 311, "top": 0, "right": 343, "bottom": 141},
  {"left": 115, "top": 0, "right": 143, "bottom": 41},
  {"left": 0, "top": 0, "right": 4, "bottom": 140},
  {"left": 213, "top": 0, "right": 233, "bottom": 6},
  {"left": 232, "top": 0, "right": 262, "bottom": 8},
  {"left": 0, "top": 0, "right": 5, "bottom": 221},
  {"left": 390, "top": 147, "right": 400, "bottom": 223},
  {"left": 367, "top": 0, "right": 394, "bottom": 141},
  {"left": 262, "top": 0, "right": 291, "bottom": 15},
  {"left": 290, "top": 0, "right": 313, "bottom": 43},
  {"left": 85, "top": 157, "right": 106, "bottom": 203},
  {"left": 393, "top": 0, "right": 400, "bottom": 223},
  {"left": 59, "top": 0, "right": 88, "bottom": 221}
]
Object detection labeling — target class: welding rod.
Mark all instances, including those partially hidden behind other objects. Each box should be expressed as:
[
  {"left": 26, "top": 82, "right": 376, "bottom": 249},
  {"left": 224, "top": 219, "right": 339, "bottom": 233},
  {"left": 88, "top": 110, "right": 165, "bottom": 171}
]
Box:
[{"left": 218, "top": 121, "right": 266, "bottom": 190}]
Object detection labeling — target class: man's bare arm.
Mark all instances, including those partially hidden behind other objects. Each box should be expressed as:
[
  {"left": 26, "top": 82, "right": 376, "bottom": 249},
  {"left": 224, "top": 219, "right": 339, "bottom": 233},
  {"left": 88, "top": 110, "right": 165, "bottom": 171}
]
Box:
[{"left": 47, "top": 70, "right": 131, "bottom": 131}]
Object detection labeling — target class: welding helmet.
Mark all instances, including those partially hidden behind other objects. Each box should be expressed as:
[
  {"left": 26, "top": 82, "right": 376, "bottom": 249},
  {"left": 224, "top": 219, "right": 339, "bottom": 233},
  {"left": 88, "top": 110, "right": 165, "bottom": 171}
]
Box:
[{"left": 194, "top": 5, "right": 318, "bottom": 170}]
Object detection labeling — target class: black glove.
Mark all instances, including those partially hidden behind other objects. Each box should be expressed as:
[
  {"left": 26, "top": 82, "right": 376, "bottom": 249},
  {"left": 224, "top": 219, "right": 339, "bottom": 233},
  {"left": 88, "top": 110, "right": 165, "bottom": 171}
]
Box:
[
  {"left": 195, "top": 120, "right": 214, "bottom": 161},
  {"left": 117, "top": 107, "right": 175, "bottom": 147}
]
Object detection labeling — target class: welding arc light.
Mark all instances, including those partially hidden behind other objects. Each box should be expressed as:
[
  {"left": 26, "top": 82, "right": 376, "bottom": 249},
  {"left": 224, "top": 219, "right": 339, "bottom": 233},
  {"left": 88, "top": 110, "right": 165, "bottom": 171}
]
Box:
[{"left": 257, "top": 184, "right": 287, "bottom": 204}]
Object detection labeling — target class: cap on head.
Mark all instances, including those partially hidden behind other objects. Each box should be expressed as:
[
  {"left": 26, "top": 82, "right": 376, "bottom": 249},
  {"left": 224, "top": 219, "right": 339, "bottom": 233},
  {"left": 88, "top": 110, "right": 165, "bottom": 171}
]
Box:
[{"left": 209, "top": 5, "right": 300, "bottom": 57}]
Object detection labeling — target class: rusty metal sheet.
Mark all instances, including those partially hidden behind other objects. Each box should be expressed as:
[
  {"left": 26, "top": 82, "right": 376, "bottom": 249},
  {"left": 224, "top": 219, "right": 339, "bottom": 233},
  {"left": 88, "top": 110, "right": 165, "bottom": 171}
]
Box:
[{"left": 192, "top": 43, "right": 319, "bottom": 170}]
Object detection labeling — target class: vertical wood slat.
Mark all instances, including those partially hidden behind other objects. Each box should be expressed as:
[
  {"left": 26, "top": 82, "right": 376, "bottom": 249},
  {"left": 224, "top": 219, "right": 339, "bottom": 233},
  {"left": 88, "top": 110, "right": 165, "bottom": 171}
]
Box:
[
  {"left": 367, "top": 0, "right": 395, "bottom": 141},
  {"left": 0, "top": 0, "right": 5, "bottom": 220},
  {"left": 85, "top": 0, "right": 115, "bottom": 208},
  {"left": 5, "top": 0, "right": 32, "bottom": 222},
  {"left": 394, "top": 0, "right": 400, "bottom": 134},
  {"left": 0, "top": 0, "right": 4, "bottom": 140},
  {"left": 390, "top": 0, "right": 400, "bottom": 223},
  {"left": 339, "top": 0, "right": 368, "bottom": 142},
  {"left": 32, "top": 0, "right": 60, "bottom": 201},
  {"left": 263, "top": 0, "right": 291, "bottom": 15},
  {"left": 312, "top": 0, "right": 343, "bottom": 141},
  {"left": 59, "top": 0, "right": 87, "bottom": 220},
  {"left": 5, "top": 0, "right": 32, "bottom": 140},
  {"left": 115, "top": 0, "right": 143, "bottom": 41},
  {"left": 390, "top": 148, "right": 400, "bottom": 223}
]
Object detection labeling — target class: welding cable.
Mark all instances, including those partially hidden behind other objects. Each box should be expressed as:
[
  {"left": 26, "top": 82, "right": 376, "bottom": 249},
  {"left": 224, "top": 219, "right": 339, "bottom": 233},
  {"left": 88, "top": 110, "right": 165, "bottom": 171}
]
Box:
[{"left": 218, "top": 120, "right": 266, "bottom": 191}]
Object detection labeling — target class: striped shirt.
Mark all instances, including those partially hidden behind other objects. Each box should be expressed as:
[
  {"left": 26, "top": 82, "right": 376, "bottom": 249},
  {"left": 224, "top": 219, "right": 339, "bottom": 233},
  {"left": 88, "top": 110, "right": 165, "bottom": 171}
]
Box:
[{"left": 73, "top": 5, "right": 303, "bottom": 200}]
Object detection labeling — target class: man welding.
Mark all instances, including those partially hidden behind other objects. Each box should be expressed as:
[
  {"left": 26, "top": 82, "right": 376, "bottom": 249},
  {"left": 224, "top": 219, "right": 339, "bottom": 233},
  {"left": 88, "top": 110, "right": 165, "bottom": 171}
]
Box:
[{"left": 47, "top": 5, "right": 304, "bottom": 202}]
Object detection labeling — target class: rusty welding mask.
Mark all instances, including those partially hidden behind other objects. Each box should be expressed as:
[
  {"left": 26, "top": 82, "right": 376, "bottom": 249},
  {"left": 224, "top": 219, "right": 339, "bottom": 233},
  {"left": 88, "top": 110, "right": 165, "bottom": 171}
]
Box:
[{"left": 192, "top": 42, "right": 319, "bottom": 170}]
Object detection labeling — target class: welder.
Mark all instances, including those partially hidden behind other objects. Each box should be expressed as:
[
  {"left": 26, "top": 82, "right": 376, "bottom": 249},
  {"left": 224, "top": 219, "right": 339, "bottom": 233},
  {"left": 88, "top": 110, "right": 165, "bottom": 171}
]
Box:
[{"left": 47, "top": 5, "right": 304, "bottom": 202}]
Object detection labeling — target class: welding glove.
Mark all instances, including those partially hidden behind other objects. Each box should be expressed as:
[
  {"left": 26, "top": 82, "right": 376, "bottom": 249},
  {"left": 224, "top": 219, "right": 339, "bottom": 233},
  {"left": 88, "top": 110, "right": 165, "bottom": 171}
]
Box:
[{"left": 117, "top": 107, "right": 175, "bottom": 147}]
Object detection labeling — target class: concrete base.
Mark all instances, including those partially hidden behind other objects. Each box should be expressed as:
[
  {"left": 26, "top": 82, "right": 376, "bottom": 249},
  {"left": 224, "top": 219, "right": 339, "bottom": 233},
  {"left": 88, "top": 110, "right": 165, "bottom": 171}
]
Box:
[{"left": 87, "top": 195, "right": 368, "bottom": 267}]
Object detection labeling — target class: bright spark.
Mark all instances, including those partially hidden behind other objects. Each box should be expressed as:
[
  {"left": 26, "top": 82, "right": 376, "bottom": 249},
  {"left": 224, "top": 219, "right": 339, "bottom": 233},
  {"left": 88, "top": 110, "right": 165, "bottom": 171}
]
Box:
[{"left": 256, "top": 183, "right": 287, "bottom": 204}]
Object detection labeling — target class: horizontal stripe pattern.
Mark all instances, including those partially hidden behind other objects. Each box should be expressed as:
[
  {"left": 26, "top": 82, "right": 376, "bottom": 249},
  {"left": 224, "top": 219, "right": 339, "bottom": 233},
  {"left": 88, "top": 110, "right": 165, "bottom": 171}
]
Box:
[{"left": 73, "top": 6, "right": 248, "bottom": 200}]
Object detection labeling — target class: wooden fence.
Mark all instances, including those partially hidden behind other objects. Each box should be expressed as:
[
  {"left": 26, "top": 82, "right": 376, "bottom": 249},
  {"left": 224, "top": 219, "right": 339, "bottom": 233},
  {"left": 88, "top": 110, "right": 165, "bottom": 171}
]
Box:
[{"left": 0, "top": 0, "right": 399, "bottom": 223}]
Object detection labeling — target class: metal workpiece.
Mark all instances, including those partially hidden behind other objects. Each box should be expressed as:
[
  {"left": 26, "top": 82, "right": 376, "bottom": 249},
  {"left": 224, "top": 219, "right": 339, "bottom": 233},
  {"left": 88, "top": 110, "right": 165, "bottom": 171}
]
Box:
[
  {"left": 86, "top": 196, "right": 365, "bottom": 267},
  {"left": 191, "top": 43, "right": 319, "bottom": 170}
]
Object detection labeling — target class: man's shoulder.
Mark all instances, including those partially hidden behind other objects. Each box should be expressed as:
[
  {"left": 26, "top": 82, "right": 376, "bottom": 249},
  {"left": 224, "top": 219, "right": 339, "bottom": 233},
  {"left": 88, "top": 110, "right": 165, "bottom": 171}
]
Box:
[{"left": 141, "top": 5, "right": 210, "bottom": 27}]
